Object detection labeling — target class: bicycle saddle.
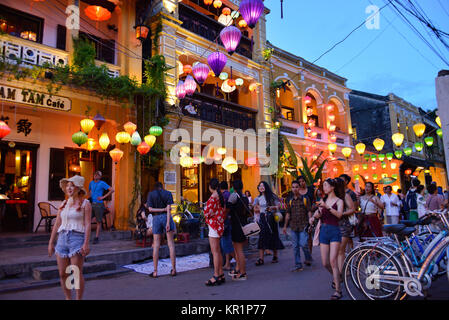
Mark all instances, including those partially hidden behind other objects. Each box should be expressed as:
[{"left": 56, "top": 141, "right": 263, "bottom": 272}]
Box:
[
  {"left": 400, "top": 220, "right": 418, "bottom": 227},
  {"left": 383, "top": 224, "right": 406, "bottom": 234},
  {"left": 397, "top": 227, "right": 416, "bottom": 238}
]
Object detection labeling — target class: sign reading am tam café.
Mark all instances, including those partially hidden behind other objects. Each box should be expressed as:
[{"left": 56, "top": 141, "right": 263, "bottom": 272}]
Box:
[{"left": 0, "top": 85, "right": 71, "bottom": 111}]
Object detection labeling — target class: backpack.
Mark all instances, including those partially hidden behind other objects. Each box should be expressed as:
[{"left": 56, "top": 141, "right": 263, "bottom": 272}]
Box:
[{"left": 406, "top": 190, "right": 418, "bottom": 210}]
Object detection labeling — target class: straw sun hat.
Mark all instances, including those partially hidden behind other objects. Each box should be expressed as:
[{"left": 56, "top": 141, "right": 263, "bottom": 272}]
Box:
[{"left": 59, "top": 175, "right": 87, "bottom": 195}]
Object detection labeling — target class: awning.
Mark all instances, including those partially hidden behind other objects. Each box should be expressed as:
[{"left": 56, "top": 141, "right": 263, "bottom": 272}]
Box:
[{"left": 401, "top": 156, "right": 434, "bottom": 168}]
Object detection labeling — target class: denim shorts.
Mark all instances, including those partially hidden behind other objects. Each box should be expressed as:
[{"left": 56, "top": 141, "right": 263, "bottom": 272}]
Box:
[
  {"left": 319, "top": 224, "right": 342, "bottom": 245},
  {"left": 152, "top": 214, "right": 176, "bottom": 235},
  {"left": 55, "top": 230, "right": 85, "bottom": 258},
  {"left": 220, "top": 228, "right": 234, "bottom": 254}
]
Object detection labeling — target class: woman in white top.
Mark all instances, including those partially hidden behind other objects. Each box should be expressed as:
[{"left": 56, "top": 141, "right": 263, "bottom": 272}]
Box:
[
  {"left": 48, "top": 175, "right": 92, "bottom": 300},
  {"left": 416, "top": 185, "right": 427, "bottom": 218},
  {"left": 380, "top": 186, "right": 402, "bottom": 225}
]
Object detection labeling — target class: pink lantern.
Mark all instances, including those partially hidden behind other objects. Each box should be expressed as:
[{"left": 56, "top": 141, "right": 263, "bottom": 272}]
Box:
[
  {"left": 176, "top": 80, "right": 186, "bottom": 100},
  {"left": 192, "top": 63, "right": 210, "bottom": 85},
  {"left": 304, "top": 96, "right": 312, "bottom": 104},
  {"left": 220, "top": 26, "right": 241, "bottom": 55},
  {"left": 184, "top": 75, "right": 197, "bottom": 96}
]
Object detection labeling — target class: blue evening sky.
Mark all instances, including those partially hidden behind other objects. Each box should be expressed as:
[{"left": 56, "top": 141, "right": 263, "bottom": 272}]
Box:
[{"left": 264, "top": 0, "right": 449, "bottom": 111}]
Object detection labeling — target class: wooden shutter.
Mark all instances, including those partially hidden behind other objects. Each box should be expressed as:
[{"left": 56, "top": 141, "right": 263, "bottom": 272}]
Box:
[
  {"left": 56, "top": 25, "right": 67, "bottom": 51},
  {"left": 49, "top": 148, "right": 66, "bottom": 201}
]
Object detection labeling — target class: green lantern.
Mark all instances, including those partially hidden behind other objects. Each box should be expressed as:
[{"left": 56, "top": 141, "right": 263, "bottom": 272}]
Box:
[
  {"left": 362, "top": 164, "right": 368, "bottom": 170},
  {"left": 404, "top": 147, "right": 412, "bottom": 156},
  {"left": 371, "top": 154, "right": 377, "bottom": 162},
  {"left": 381, "top": 162, "right": 387, "bottom": 169},
  {"left": 378, "top": 154, "right": 385, "bottom": 161},
  {"left": 395, "top": 150, "right": 403, "bottom": 159},
  {"left": 131, "top": 131, "right": 142, "bottom": 146},
  {"left": 72, "top": 131, "right": 88, "bottom": 147},
  {"left": 437, "top": 129, "right": 443, "bottom": 137},
  {"left": 219, "top": 72, "right": 229, "bottom": 81},
  {"left": 386, "top": 153, "right": 394, "bottom": 161},
  {"left": 355, "top": 174, "right": 360, "bottom": 180},
  {"left": 364, "top": 154, "right": 370, "bottom": 161},
  {"left": 373, "top": 174, "right": 378, "bottom": 181},
  {"left": 149, "top": 126, "right": 163, "bottom": 137},
  {"left": 415, "top": 142, "right": 424, "bottom": 152},
  {"left": 424, "top": 137, "right": 434, "bottom": 147},
  {"left": 392, "top": 174, "right": 398, "bottom": 179}
]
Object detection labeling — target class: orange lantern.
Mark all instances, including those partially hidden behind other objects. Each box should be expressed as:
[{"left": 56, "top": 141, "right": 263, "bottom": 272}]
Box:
[
  {"left": 123, "top": 122, "right": 137, "bottom": 135},
  {"left": 204, "top": 0, "right": 213, "bottom": 5},
  {"left": 405, "top": 169, "right": 412, "bottom": 175},
  {"left": 329, "top": 124, "right": 337, "bottom": 132},
  {"left": 228, "top": 79, "right": 236, "bottom": 87},
  {"left": 137, "top": 142, "right": 151, "bottom": 155},
  {"left": 135, "top": 25, "right": 149, "bottom": 41},
  {"left": 213, "top": 0, "right": 223, "bottom": 9},
  {"left": 0, "top": 121, "right": 11, "bottom": 139},
  {"left": 109, "top": 148, "right": 124, "bottom": 164},
  {"left": 238, "top": 19, "right": 248, "bottom": 28},
  {"left": 85, "top": 5, "right": 112, "bottom": 21},
  {"left": 222, "top": 7, "right": 231, "bottom": 15},
  {"left": 328, "top": 114, "right": 336, "bottom": 122},
  {"left": 183, "top": 65, "right": 192, "bottom": 74}
]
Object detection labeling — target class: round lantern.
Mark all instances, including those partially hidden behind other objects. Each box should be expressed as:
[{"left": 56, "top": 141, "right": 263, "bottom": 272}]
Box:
[
  {"left": 228, "top": 78, "right": 236, "bottom": 87},
  {"left": 93, "top": 113, "right": 106, "bottom": 130},
  {"left": 109, "top": 148, "right": 124, "bottom": 164},
  {"left": 405, "top": 169, "right": 412, "bottom": 175},
  {"left": 207, "top": 51, "right": 227, "bottom": 78},
  {"left": 381, "top": 162, "right": 387, "bottom": 169},
  {"left": 124, "top": 122, "right": 137, "bottom": 135},
  {"left": 328, "top": 124, "right": 336, "bottom": 132},
  {"left": 116, "top": 131, "right": 131, "bottom": 144},
  {"left": 437, "top": 129, "right": 443, "bottom": 137},
  {"left": 222, "top": 7, "right": 231, "bottom": 15},
  {"left": 238, "top": 19, "right": 248, "bottom": 28},
  {"left": 72, "top": 131, "right": 88, "bottom": 147},
  {"left": 371, "top": 164, "right": 377, "bottom": 170},
  {"left": 436, "top": 116, "right": 442, "bottom": 128},
  {"left": 378, "top": 154, "right": 385, "bottom": 162},
  {"left": 328, "top": 114, "right": 336, "bottom": 122},
  {"left": 386, "top": 153, "right": 394, "bottom": 161},
  {"left": 392, "top": 132, "right": 404, "bottom": 147},
  {"left": 362, "top": 164, "right": 368, "bottom": 170},
  {"left": 0, "top": 121, "right": 11, "bottom": 139},
  {"left": 395, "top": 150, "right": 403, "bottom": 159},
  {"left": 85, "top": 5, "right": 112, "bottom": 22},
  {"left": 304, "top": 96, "right": 312, "bottom": 104},
  {"left": 213, "top": 0, "right": 222, "bottom": 9},
  {"left": 342, "top": 147, "right": 352, "bottom": 159},
  {"left": 239, "top": 0, "right": 265, "bottom": 29},
  {"left": 355, "top": 143, "right": 366, "bottom": 155},
  {"left": 231, "top": 11, "right": 240, "bottom": 19},
  {"left": 220, "top": 26, "right": 242, "bottom": 55},
  {"left": 235, "top": 78, "right": 244, "bottom": 86},
  {"left": 217, "top": 147, "right": 227, "bottom": 155},
  {"left": 373, "top": 138, "right": 385, "bottom": 151},
  {"left": 222, "top": 80, "right": 236, "bottom": 93},
  {"left": 219, "top": 72, "right": 229, "bottom": 81},
  {"left": 355, "top": 175, "right": 360, "bottom": 180},
  {"left": 80, "top": 118, "right": 95, "bottom": 134},
  {"left": 184, "top": 75, "right": 197, "bottom": 96},
  {"left": 404, "top": 147, "right": 413, "bottom": 156},
  {"left": 99, "top": 133, "right": 110, "bottom": 150},
  {"left": 391, "top": 162, "right": 397, "bottom": 170},
  {"left": 86, "top": 138, "right": 97, "bottom": 151},
  {"left": 415, "top": 142, "right": 424, "bottom": 152},
  {"left": 183, "top": 65, "right": 192, "bottom": 74},
  {"left": 222, "top": 156, "right": 238, "bottom": 173},
  {"left": 424, "top": 137, "right": 434, "bottom": 147},
  {"left": 180, "top": 156, "right": 194, "bottom": 168},
  {"left": 176, "top": 80, "right": 186, "bottom": 100},
  {"left": 144, "top": 135, "right": 156, "bottom": 148},
  {"left": 192, "top": 63, "right": 210, "bottom": 85},
  {"left": 364, "top": 154, "right": 370, "bottom": 162},
  {"left": 327, "top": 104, "right": 335, "bottom": 112},
  {"left": 370, "top": 154, "right": 377, "bottom": 162},
  {"left": 131, "top": 131, "right": 142, "bottom": 146},
  {"left": 373, "top": 174, "right": 378, "bottom": 181},
  {"left": 204, "top": 0, "right": 213, "bottom": 5},
  {"left": 180, "top": 145, "right": 190, "bottom": 155},
  {"left": 413, "top": 123, "right": 426, "bottom": 138},
  {"left": 328, "top": 143, "right": 337, "bottom": 154},
  {"left": 149, "top": 126, "right": 163, "bottom": 137},
  {"left": 137, "top": 142, "right": 150, "bottom": 155}
]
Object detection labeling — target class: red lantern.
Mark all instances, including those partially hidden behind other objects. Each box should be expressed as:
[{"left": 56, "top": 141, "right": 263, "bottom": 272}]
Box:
[
  {"left": 183, "top": 65, "right": 192, "bottom": 74},
  {"left": 85, "top": 5, "right": 112, "bottom": 21},
  {"left": 135, "top": 25, "right": 149, "bottom": 41},
  {"left": 405, "top": 169, "right": 412, "bottom": 175},
  {"left": 109, "top": 148, "right": 124, "bottom": 164},
  {"left": 0, "top": 121, "right": 11, "bottom": 139},
  {"left": 228, "top": 78, "right": 236, "bottom": 87},
  {"left": 137, "top": 142, "right": 151, "bottom": 155},
  {"left": 222, "top": 7, "right": 231, "bottom": 15},
  {"left": 238, "top": 19, "right": 248, "bottom": 28}
]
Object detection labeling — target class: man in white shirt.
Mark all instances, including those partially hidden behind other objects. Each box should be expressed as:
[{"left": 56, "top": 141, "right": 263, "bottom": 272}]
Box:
[{"left": 380, "top": 186, "right": 402, "bottom": 225}]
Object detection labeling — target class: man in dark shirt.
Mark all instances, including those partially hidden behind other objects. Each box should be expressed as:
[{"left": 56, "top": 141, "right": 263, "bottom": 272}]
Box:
[
  {"left": 283, "top": 180, "right": 313, "bottom": 272},
  {"left": 145, "top": 182, "right": 176, "bottom": 278}
]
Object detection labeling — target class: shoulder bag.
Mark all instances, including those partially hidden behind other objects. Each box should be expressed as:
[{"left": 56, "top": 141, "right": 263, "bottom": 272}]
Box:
[{"left": 236, "top": 193, "right": 260, "bottom": 237}]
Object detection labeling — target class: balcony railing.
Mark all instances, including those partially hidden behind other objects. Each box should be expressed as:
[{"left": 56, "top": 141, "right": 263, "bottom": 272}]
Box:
[
  {"left": 180, "top": 92, "right": 257, "bottom": 130},
  {"left": 178, "top": 3, "right": 253, "bottom": 60},
  {"left": 0, "top": 34, "right": 120, "bottom": 78}
]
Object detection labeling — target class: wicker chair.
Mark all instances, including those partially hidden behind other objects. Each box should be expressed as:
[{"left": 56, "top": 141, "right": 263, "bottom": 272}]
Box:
[{"left": 35, "top": 202, "right": 58, "bottom": 233}]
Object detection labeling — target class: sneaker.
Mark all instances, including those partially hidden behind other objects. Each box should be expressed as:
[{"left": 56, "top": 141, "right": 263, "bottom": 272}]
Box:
[
  {"left": 291, "top": 266, "right": 304, "bottom": 272},
  {"left": 93, "top": 237, "right": 99, "bottom": 244}
]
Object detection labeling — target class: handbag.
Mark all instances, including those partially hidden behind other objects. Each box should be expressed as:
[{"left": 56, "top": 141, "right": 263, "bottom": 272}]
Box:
[
  {"left": 348, "top": 213, "right": 358, "bottom": 226},
  {"left": 236, "top": 193, "right": 261, "bottom": 237}
]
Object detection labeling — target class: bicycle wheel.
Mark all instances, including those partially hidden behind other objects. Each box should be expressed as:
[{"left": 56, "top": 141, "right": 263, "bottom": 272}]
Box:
[
  {"left": 357, "top": 246, "right": 405, "bottom": 300},
  {"left": 343, "top": 246, "right": 373, "bottom": 300}
]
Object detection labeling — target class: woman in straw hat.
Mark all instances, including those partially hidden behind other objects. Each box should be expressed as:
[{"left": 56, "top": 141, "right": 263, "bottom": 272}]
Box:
[{"left": 48, "top": 175, "right": 92, "bottom": 300}]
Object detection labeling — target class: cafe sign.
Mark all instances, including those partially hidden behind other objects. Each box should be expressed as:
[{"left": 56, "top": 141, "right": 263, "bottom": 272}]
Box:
[{"left": 0, "top": 85, "right": 71, "bottom": 111}]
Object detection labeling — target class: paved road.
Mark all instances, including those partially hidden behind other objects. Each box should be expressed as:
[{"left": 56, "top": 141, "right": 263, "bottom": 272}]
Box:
[{"left": 1, "top": 247, "right": 448, "bottom": 300}]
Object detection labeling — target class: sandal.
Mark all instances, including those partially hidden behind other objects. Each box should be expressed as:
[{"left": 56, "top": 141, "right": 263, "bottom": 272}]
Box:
[
  {"left": 149, "top": 271, "right": 158, "bottom": 278},
  {"left": 331, "top": 290, "right": 343, "bottom": 300},
  {"left": 232, "top": 273, "right": 247, "bottom": 281},
  {"left": 255, "top": 258, "right": 264, "bottom": 266},
  {"left": 272, "top": 256, "right": 279, "bottom": 263},
  {"left": 228, "top": 269, "right": 239, "bottom": 276},
  {"left": 205, "top": 276, "right": 222, "bottom": 286},
  {"left": 218, "top": 274, "right": 226, "bottom": 284},
  {"left": 170, "top": 269, "right": 177, "bottom": 277}
]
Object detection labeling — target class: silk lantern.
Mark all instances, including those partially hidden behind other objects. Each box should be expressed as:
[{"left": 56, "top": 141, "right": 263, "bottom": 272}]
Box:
[
  {"left": 72, "top": 131, "right": 88, "bottom": 147},
  {"left": 415, "top": 142, "right": 424, "bottom": 152},
  {"left": 392, "top": 132, "right": 404, "bottom": 147},
  {"left": 109, "top": 148, "right": 124, "bottom": 164},
  {"left": 144, "top": 135, "right": 156, "bottom": 148},
  {"left": 86, "top": 138, "right": 97, "bottom": 151},
  {"left": 131, "top": 131, "right": 142, "bottom": 146},
  {"left": 93, "top": 113, "right": 106, "bottom": 130},
  {"left": 404, "top": 147, "right": 413, "bottom": 156},
  {"left": 355, "top": 143, "right": 366, "bottom": 155},
  {"left": 220, "top": 26, "right": 241, "bottom": 55},
  {"left": 436, "top": 116, "right": 441, "bottom": 128},
  {"left": 437, "top": 129, "right": 443, "bottom": 137},
  {"left": 192, "top": 63, "right": 210, "bottom": 85},
  {"left": 342, "top": 147, "right": 352, "bottom": 159},
  {"left": 424, "top": 137, "right": 434, "bottom": 147},
  {"left": 204, "top": 0, "right": 213, "bottom": 5},
  {"left": 137, "top": 142, "right": 150, "bottom": 155},
  {"left": 123, "top": 122, "right": 137, "bottom": 135},
  {"left": 149, "top": 126, "right": 163, "bottom": 137},
  {"left": 386, "top": 153, "right": 394, "bottom": 161},
  {"left": 184, "top": 75, "right": 197, "bottom": 96},
  {"left": 85, "top": 3, "right": 114, "bottom": 22},
  {"left": 208, "top": 51, "right": 227, "bottom": 78},
  {"left": 0, "top": 121, "right": 11, "bottom": 139},
  {"left": 183, "top": 65, "right": 192, "bottom": 74},
  {"left": 395, "top": 150, "right": 403, "bottom": 159},
  {"left": 378, "top": 154, "right": 385, "bottom": 162},
  {"left": 116, "top": 131, "right": 131, "bottom": 144},
  {"left": 222, "top": 156, "right": 238, "bottom": 173},
  {"left": 413, "top": 123, "right": 426, "bottom": 138},
  {"left": 328, "top": 143, "right": 337, "bottom": 154},
  {"left": 176, "top": 81, "right": 186, "bottom": 100},
  {"left": 99, "top": 133, "right": 110, "bottom": 150},
  {"left": 373, "top": 138, "right": 385, "bottom": 151},
  {"left": 213, "top": 0, "right": 222, "bottom": 9},
  {"left": 80, "top": 118, "right": 95, "bottom": 134},
  {"left": 239, "top": 0, "right": 265, "bottom": 29}
]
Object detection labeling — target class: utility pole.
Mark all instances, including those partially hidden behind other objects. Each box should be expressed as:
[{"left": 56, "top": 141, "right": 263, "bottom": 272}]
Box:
[{"left": 435, "top": 70, "right": 449, "bottom": 186}]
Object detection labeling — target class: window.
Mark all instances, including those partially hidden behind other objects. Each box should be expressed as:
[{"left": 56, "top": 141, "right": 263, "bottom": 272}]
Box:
[
  {"left": 0, "top": 4, "right": 44, "bottom": 43},
  {"left": 281, "top": 106, "right": 294, "bottom": 121}
]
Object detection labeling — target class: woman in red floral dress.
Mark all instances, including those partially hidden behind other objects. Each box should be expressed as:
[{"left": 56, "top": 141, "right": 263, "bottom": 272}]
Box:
[{"left": 204, "top": 178, "right": 226, "bottom": 286}]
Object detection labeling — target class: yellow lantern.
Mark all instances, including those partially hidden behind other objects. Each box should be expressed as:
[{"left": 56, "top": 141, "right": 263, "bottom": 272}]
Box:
[
  {"left": 342, "top": 147, "right": 352, "bottom": 159},
  {"left": 116, "top": 131, "right": 131, "bottom": 144},
  {"left": 123, "top": 122, "right": 137, "bottom": 135},
  {"left": 180, "top": 145, "right": 190, "bottom": 155},
  {"left": 99, "top": 133, "right": 110, "bottom": 150},
  {"left": 86, "top": 138, "right": 97, "bottom": 151},
  {"left": 144, "top": 135, "right": 156, "bottom": 148},
  {"left": 109, "top": 148, "right": 124, "bottom": 164},
  {"left": 328, "top": 143, "right": 337, "bottom": 154},
  {"left": 373, "top": 138, "right": 385, "bottom": 151},
  {"left": 180, "top": 156, "right": 194, "bottom": 168},
  {"left": 222, "top": 156, "right": 238, "bottom": 173},
  {"left": 413, "top": 123, "right": 426, "bottom": 138},
  {"left": 217, "top": 147, "right": 227, "bottom": 155},
  {"left": 392, "top": 132, "right": 404, "bottom": 147},
  {"left": 80, "top": 118, "right": 95, "bottom": 134},
  {"left": 391, "top": 162, "right": 397, "bottom": 170},
  {"left": 436, "top": 116, "right": 442, "bottom": 128},
  {"left": 355, "top": 143, "right": 366, "bottom": 155}
]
